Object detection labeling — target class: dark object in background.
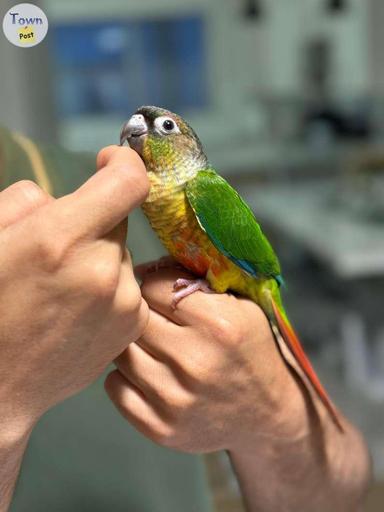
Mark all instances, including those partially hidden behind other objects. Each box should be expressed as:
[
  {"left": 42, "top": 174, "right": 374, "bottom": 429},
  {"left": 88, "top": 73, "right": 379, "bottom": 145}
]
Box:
[
  {"left": 304, "top": 104, "right": 372, "bottom": 140},
  {"left": 305, "top": 39, "right": 330, "bottom": 97},
  {"left": 326, "top": 0, "right": 349, "bottom": 14},
  {"left": 243, "top": 0, "right": 263, "bottom": 20}
]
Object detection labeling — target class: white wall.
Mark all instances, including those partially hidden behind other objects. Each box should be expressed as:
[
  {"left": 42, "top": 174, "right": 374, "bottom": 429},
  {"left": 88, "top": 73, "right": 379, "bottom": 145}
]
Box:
[
  {"left": 30, "top": 0, "right": 376, "bottom": 170},
  {"left": 251, "top": 0, "right": 370, "bottom": 100}
]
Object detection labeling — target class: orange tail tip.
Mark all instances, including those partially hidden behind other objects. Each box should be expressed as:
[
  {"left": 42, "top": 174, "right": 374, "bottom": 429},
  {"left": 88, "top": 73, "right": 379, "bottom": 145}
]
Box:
[{"left": 271, "top": 298, "right": 344, "bottom": 433}]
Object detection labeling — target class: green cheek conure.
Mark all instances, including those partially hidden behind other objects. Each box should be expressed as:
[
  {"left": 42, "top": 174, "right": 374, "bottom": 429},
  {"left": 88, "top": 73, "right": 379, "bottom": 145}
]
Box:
[{"left": 120, "top": 106, "right": 343, "bottom": 431}]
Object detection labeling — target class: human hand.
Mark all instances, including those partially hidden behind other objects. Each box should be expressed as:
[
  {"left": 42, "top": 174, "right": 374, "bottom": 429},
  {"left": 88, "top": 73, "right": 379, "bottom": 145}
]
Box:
[
  {"left": 0, "top": 146, "right": 149, "bottom": 432},
  {"left": 105, "top": 265, "right": 371, "bottom": 512},
  {"left": 105, "top": 265, "right": 308, "bottom": 453}
]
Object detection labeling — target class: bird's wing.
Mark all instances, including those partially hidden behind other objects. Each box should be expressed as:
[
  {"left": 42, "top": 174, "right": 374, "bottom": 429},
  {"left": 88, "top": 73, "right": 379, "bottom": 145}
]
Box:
[{"left": 185, "top": 169, "right": 282, "bottom": 282}]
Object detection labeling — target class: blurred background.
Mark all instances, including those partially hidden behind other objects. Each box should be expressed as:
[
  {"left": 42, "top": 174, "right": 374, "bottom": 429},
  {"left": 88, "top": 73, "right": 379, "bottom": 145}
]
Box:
[{"left": 1, "top": 0, "right": 384, "bottom": 510}]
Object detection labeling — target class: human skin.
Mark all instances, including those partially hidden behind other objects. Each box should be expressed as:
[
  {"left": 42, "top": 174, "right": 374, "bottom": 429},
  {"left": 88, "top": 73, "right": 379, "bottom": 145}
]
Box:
[
  {"left": 106, "top": 266, "right": 372, "bottom": 512},
  {"left": 0, "top": 146, "right": 149, "bottom": 511}
]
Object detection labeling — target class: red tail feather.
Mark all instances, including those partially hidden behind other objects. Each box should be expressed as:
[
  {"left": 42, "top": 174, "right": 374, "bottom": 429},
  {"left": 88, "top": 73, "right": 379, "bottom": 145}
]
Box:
[{"left": 271, "top": 298, "right": 344, "bottom": 432}]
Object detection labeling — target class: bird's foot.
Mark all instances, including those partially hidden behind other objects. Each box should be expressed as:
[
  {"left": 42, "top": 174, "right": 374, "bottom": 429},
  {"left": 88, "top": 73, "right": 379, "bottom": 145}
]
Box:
[{"left": 172, "top": 278, "right": 213, "bottom": 309}]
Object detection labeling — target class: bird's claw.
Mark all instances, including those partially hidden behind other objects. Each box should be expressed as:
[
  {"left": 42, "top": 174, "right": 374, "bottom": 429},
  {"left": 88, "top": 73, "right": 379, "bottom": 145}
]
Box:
[{"left": 172, "top": 278, "right": 213, "bottom": 309}]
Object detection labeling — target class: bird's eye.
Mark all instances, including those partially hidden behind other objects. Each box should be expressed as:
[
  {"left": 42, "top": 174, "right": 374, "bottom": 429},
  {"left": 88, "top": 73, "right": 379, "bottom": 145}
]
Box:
[
  {"left": 154, "top": 116, "right": 180, "bottom": 135},
  {"left": 163, "top": 119, "right": 174, "bottom": 131}
]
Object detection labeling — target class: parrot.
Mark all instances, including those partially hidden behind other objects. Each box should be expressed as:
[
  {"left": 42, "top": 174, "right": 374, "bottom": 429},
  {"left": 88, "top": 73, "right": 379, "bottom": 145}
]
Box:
[{"left": 120, "top": 105, "right": 343, "bottom": 431}]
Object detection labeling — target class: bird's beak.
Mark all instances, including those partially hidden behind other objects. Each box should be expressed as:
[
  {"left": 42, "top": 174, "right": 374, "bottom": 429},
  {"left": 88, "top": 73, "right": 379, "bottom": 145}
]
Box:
[{"left": 119, "top": 114, "right": 148, "bottom": 149}]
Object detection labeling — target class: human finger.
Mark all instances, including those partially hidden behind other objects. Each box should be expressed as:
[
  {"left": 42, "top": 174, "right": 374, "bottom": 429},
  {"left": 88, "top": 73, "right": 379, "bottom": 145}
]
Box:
[
  {"left": 0, "top": 180, "right": 52, "bottom": 229},
  {"left": 140, "top": 267, "right": 231, "bottom": 326},
  {"left": 115, "top": 342, "right": 176, "bottom": 404},
  {"left": 55, "top": 146, "right": 149, "bottom": 240},
  {"left": 105, "top": 370, "right": 171, "bottom": 442}
]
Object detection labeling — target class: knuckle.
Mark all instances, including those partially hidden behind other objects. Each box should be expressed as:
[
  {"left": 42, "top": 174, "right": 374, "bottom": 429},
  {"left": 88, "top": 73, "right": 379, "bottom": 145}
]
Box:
[
  {"left": 210, "top": 316, "right": 243, "bottom": 347},
  {"left": 150, "top": 424, "right": 177, "bottom": 448},
  {"left": 178, "top": 354, "right": 213, "bottom": 390},
  {"left": 122, "top": 283, "right": 143, "bottom": 312},
  {"left": 87, "top": 261, "right": 120, "bottom": 299},
  {"left": 166, "top": 389, "right": 195, "bottom": 416},
  {"left": 34, "top": 233, "right": 69, "bottom": 272},
  {"left": 116, "top": 282, "right": 143, "bottom": 316},
  {"left": 118, "top": 297, "right": 149, "bottom": 340},
  {"left": 14, "top": 180, "right": 44, "bottom": 201}
]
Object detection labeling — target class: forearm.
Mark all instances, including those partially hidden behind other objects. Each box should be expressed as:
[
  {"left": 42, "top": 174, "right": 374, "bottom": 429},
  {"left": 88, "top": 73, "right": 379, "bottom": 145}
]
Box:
[
  {"left": 0, "top": 421, "right": 32, "bottom": 512},
  {"left": 229, "top": 398, "right": 371, "bottom": 512}
]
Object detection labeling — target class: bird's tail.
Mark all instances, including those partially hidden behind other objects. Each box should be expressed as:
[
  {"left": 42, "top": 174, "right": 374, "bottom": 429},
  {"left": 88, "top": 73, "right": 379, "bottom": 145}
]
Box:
[{"left": 261, "top": 281, "right": 344, "bottom": 432}]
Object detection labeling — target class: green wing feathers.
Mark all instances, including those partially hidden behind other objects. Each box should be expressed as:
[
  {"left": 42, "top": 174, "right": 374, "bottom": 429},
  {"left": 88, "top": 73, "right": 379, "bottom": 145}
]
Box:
[
  {"left": 186, "top": 169, "right": 343, "bottom": 430},
  {"left": 185, "top": 169, "right": 281, "bottom": 281}
]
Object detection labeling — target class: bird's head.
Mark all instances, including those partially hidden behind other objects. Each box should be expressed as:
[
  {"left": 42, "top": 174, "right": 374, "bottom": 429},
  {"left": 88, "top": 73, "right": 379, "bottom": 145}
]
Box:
[{"left": 120, "top": 106, "right": 208, "bottom": 177}]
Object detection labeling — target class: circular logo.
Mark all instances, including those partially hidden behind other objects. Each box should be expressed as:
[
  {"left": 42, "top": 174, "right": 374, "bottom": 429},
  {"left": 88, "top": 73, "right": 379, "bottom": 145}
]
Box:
[{"left": 2, "top": 3, "right": 48, "bottom": 48}]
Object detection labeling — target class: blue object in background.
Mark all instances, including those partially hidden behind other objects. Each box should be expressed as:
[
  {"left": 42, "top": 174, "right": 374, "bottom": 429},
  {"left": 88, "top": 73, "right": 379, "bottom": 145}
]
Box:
[{"left": 50, "top": 16, "right": 208, "bottom": 118}]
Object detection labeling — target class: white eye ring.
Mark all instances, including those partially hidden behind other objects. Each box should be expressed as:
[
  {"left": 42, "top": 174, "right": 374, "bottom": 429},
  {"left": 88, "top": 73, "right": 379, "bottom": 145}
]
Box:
[{"left": 154, "top": 116, "right": 181, "bottom": 135}]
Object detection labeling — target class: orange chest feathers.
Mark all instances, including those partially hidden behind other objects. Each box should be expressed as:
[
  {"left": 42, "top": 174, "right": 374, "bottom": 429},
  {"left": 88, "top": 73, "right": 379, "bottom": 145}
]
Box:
[{"left": 142, "top": 184, "right": 229, "bottom": 278}]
